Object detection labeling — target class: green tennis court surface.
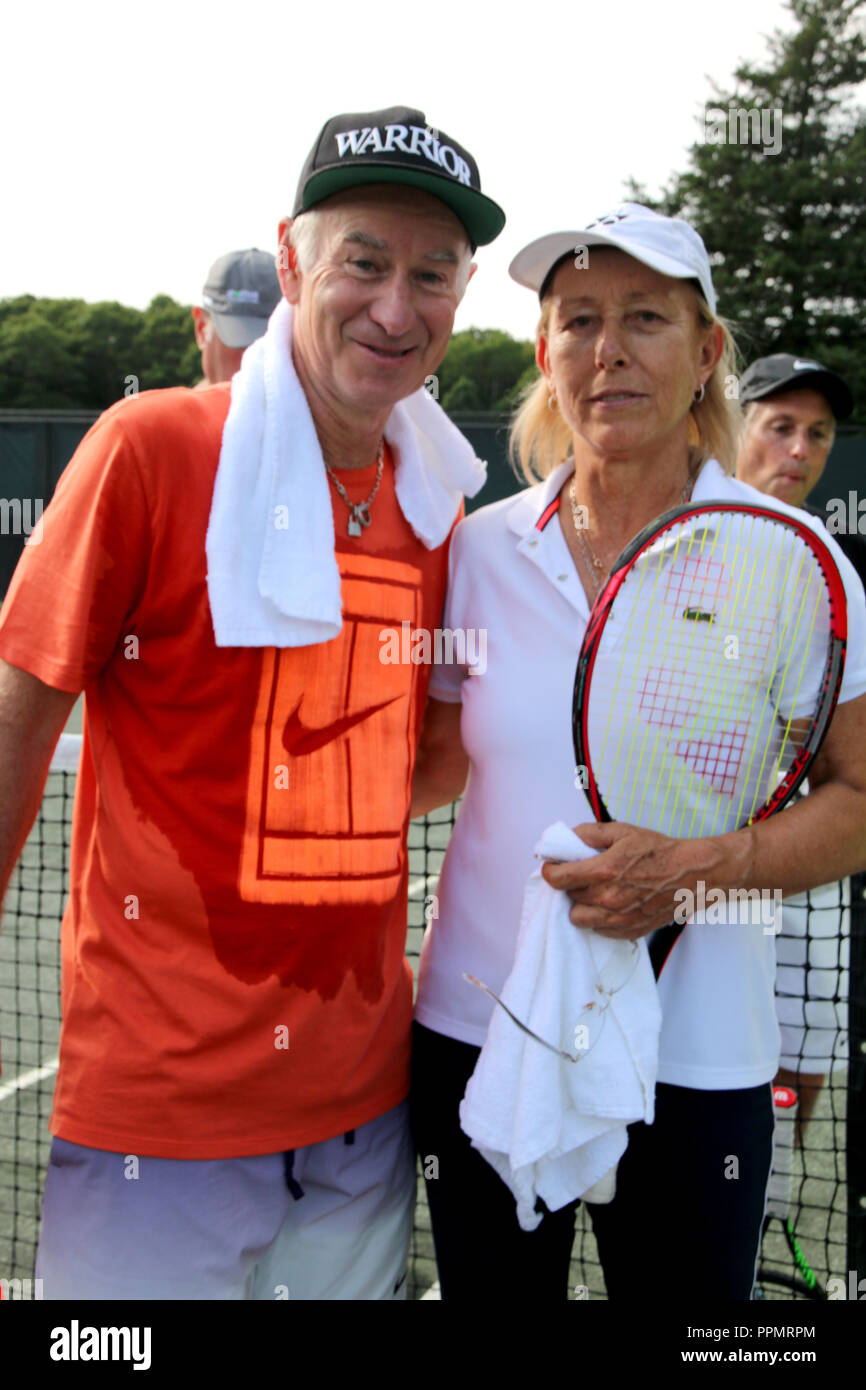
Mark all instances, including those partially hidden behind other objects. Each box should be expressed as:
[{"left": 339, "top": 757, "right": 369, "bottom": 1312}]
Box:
[{"left": 0, "top": 738, "right": 851, "bottom": 1299}]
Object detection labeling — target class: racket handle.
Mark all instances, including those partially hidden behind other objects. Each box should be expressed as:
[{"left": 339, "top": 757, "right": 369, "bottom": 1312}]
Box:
[
  {"left": 766, "top": 1084, "right": 798, "bottom": 1219},
  {"left": 649, "top": 921, "right": 684, "bottom": 978}
]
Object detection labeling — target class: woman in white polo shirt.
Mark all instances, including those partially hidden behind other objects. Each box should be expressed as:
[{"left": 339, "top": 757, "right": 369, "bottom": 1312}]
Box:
[{"left": 410, "top": 204, "right": 866, "bottom": 1302}]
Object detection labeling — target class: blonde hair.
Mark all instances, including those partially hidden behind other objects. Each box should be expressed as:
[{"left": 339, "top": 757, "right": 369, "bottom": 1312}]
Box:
[{"left": 509, "top": 272, "right": 743, "bottom": 485}]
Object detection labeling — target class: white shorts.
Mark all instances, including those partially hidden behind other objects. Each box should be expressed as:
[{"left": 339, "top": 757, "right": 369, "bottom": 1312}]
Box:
[
  {"left": 36, "top": 1101, "right": 414, "bottom": 1300},
  {"left": 775, "top": 881, "right": 849, "bottom": 1074}
]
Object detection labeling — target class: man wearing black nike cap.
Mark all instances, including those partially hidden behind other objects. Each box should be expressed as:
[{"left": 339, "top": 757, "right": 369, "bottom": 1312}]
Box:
[
  {"left": 736, "top": 351, "right": 864, "bottom": 581},
  {"left": 0, "top": 105, "right": 503, "bottom": 1300},
  {"left": 736, "top": 353, "right": 861, "bottom": 1146},
  {"left": 737, "top": 352, "right": 853, "bottom": 503}
]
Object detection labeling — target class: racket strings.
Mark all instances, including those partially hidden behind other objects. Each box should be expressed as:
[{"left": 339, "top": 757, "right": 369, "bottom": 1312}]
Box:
[
  {"left": 599, "top": 515, "right": 765, "bottom": 833},
  {"left": 586, "top": 512, "right": 834, "bottom": 836},
  {"left": 600, "top": 534, "right": 676, "bottom": 822},
  {"left": 661, "top": 515, "right": 771, "bottom": 835},
  {"left": 632, "top": 529, "right": 715, "bottom": 825},
  {"left": 703, "top": 513, "right": 796, "bottom": 832},
  {"left": 731, "top": 534, "right": 822, "bottom": 826},
  {"left": 604, "top": 517, "right": 769, "bottom": 833},
  {"left": 605, "top": 523, "right": 731, "bottom": 825}
]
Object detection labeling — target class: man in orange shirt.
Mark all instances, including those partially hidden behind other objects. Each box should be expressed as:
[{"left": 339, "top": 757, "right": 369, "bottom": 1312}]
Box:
[{"left": 0, "top": 105, "right": 504, "bottom": 1300}]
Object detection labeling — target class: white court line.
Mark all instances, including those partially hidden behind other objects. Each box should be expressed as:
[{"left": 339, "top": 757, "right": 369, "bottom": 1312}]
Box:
[{"left": 0, "top": 1057, "right": 58, "bottom": 1102}]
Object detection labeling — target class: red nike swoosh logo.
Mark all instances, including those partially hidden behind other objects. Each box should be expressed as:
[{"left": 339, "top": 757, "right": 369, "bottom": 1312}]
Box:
[{"left": 282, "top": 695, "right": 402, "bottom": 756}]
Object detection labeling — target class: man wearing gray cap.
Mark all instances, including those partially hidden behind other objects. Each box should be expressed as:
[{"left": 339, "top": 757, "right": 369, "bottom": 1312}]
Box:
[
  {"left": 0, "top": 105, "right": 503, "bottom": 1300},
  {"left": 192, "top": 248, "right": 283, "bottom": 386}
]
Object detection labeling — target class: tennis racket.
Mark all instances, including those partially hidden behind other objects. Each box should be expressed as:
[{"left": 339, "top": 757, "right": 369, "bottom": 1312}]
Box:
[
  {"left": 572, "top": 502, "right": 847, "bottom": 978},
  {"left": 755, "top": 1084, "right": 827, "bottom": 1301}
]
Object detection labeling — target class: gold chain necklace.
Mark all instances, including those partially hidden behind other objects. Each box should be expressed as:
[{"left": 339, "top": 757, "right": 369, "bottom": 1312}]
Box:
[
  {"left": 569, "top": 472, "right": 696, "bottom": 596},
  {"left": 325, "top": 446, "right": 385, "bottom": 537}
]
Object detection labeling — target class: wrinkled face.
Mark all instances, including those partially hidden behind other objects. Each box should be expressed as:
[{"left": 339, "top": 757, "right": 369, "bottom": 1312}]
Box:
[
  {"left": 284, "top": 185, "right": 472, "bottom": 419},
  {"left": 538, "top": 247, "right": 719, "bottom": 461},
  {"left": 736, "top": 389, "right": 835, "bottom": 506}
]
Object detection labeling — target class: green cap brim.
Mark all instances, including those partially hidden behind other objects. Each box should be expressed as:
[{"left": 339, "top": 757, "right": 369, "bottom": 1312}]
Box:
[{"left": 300, "top": 165, "right": 505, "bottom": 248}]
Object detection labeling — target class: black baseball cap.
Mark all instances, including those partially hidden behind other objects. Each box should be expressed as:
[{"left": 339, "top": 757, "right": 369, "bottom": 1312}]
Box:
[
  {"left": 292, "top": 105, "right": 505, "bottom": 249},
  {"left": 740, "top": 353, "right": 854, "bottom": 421},
  {"left": 201, "top": 249, "right": 282, "bottom": 350}
]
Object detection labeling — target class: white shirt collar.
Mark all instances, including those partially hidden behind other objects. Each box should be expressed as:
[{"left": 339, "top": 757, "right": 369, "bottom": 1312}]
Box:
[
  {"left": 506, "top": 460, "right": 574, "bottom": 540},
  {"left": 691, "top": 456, "right": 734, "bottom": 501},
  {"left": 505, "top": 456, "right": 736, "bottom": 543}
]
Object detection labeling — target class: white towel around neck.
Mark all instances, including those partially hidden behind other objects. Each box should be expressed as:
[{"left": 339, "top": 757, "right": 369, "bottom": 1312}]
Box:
[
  {"left": 205, "top": 299, "right": 486, "bottom": 648},
  {"left": 459, "top": 822, "right": 662, "bottom": 1232}
]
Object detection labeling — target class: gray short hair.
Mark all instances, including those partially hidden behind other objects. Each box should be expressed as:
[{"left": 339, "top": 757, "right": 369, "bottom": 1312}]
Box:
[{"left": 289, "top": 211, "right": 323, "bottom": 274}]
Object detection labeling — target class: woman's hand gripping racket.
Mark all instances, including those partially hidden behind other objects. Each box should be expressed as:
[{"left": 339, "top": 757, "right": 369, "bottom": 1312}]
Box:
[{"left": 571, "top": 502, "right": 847, "bottom": 978}]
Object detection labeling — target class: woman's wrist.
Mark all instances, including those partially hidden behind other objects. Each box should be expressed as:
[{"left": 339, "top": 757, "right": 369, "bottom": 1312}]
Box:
[{"left": 678, "top": 824, "right": 757, "bottom": 897}]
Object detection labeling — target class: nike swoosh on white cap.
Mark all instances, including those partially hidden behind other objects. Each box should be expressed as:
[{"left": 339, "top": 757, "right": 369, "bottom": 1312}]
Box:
[{"left": 793, "top": 359, "right": 822, "bottom": 370}]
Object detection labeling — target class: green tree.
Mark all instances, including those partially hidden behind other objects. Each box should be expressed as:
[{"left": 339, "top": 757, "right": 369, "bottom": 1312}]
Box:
[
  {"left": 502, "top": 360, "right": 543, "bottom": 410},
  {"left": 136, "top": 295, "right": 200, "bottom": 392},
  {"left": 441, "top": 375, "right": 483, "bottom": 412},
  {"left": 0, "top": 308, "right": 86, "bottom": 408},
  {"left": 72, "top": 300, "right": 144, "bottom": 407},
  {"left": 627, "top": 0, "right": 866, "bottom": 422},
  {"left": 0, "top": 295, "right": 40, "bottom": 327},
  {"left": 0, "top": 293, "right": 200, "bottom": 409},
  {"left": 437, "top": 328, "right": 535, "bottom": 412}
]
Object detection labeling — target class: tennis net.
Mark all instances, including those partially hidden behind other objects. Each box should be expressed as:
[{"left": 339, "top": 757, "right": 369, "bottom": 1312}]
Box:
[{"left": 0, "top": 733, "right": 857, "bottom": 1299}]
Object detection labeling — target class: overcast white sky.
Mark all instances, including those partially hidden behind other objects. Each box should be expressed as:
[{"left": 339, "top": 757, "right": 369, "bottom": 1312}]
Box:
[{"left": 3, "top": 0, "right": 803, "bottom": 341}]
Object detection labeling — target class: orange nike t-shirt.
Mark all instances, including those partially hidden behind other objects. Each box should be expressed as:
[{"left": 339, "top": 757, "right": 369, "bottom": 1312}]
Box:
[{"left": 0, "top": 384, "right": 457, "bottom": 1157}]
